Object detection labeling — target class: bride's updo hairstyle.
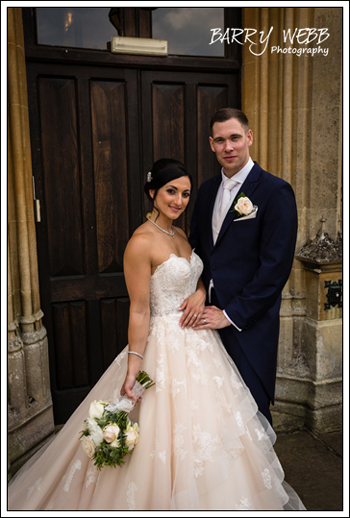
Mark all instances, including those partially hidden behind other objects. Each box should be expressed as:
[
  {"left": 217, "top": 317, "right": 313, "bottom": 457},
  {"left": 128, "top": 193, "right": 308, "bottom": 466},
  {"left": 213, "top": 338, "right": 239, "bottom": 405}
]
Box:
[{"left": 144, "top": 158, "right": 192, "bottom": 219}]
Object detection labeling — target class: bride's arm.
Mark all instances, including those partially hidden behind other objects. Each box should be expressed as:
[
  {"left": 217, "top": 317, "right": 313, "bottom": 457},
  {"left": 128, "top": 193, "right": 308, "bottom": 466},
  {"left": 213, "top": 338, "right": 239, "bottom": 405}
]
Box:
[{"left": 121, "top": 235, "right": 152, "bottom": 399}]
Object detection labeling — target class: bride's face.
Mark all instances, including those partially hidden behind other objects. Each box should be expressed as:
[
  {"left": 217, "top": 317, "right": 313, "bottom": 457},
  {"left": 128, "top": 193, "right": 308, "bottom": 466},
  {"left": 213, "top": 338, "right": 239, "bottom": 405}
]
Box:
[{"left": 151, "top": 176, "right": 191, "bottom": 220}]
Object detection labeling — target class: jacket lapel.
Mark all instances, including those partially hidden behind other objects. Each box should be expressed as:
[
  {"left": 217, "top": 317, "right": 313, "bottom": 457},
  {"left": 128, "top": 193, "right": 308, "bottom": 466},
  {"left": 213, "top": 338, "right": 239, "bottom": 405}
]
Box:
[{"left": 215, "top": 162, "right": 262, "bottom": 247}]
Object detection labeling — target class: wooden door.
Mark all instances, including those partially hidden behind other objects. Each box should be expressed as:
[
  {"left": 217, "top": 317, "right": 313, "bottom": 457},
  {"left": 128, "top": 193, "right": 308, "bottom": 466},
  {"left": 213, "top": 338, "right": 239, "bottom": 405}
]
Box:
[{"left": 27, "top": 63, "right": 142, "bottom": 423}]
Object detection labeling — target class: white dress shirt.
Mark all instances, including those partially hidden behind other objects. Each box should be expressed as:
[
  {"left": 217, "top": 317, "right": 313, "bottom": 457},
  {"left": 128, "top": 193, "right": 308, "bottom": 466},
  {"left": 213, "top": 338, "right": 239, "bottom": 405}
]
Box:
[{"left": 209, "top": 157, "right": 255, "bottom": 331}]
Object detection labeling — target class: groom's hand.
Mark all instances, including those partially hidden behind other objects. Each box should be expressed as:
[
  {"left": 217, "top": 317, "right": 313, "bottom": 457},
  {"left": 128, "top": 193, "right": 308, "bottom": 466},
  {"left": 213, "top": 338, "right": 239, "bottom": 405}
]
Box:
[{"left": 193, "top": 306, "right": 231, "bottom": 330}]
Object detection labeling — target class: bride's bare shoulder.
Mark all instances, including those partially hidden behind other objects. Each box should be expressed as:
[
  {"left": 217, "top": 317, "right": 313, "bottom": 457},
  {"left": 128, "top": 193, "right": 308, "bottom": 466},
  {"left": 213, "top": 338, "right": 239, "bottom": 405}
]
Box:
[{"left": 124, "top": 223, "right": 153, "bottom": 260}]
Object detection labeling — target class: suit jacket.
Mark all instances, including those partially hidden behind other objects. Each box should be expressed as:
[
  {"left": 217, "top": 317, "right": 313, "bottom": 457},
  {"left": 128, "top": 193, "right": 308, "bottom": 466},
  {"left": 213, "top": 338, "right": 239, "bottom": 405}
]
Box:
[{"left": 189, "top": 162, "right": 298, "bottom": 403}]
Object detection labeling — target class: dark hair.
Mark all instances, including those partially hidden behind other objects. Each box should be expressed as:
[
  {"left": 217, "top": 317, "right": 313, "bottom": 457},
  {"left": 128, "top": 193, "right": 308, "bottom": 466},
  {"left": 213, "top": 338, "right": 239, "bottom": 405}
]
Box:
[
  {"left": 210, "top": 108, "right": 249, "bottom": 133},
  {"left": 144, "top": 159, "right": 192, "bottom": 209}
]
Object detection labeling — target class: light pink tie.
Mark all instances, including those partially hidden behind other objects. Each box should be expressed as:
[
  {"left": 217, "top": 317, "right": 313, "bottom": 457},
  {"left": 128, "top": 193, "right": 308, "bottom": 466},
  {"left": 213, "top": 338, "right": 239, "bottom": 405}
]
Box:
[{"left": 219, "top": 178, "right": 237, "bottom": 219}]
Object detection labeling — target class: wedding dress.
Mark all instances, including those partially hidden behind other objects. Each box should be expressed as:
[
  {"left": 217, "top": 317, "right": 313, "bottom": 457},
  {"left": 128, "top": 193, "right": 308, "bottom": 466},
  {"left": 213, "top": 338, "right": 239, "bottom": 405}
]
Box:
[{"left": 8, "top": 251, "right": 305, "bottom": 511}]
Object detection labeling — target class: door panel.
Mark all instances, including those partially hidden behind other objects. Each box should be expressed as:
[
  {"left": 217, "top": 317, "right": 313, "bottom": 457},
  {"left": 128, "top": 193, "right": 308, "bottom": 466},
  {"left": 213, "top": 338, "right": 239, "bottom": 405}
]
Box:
[
  {"left": 52, "top": 301, "right": 89, "bottom": 390},
  {"left": 27, "top": 63, "right": 140, "bottom": 423},
  {"left": 152, "top": 83, "right": 186, "bottom": 162},
  {"left": 39, "top": 76, "right": 85, "bottom": 277},
  {"left": 100, "top": 297, "right": 130, "bottom": 368},
  {"left": 90, "top": 80, "right": 129, "bottom": 273}
]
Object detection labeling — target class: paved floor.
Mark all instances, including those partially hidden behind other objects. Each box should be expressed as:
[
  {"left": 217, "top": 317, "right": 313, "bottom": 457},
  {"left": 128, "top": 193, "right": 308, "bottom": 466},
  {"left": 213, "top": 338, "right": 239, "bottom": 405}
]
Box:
[{"left": 274, "top": 429, "right": 343, "bottom": 511}]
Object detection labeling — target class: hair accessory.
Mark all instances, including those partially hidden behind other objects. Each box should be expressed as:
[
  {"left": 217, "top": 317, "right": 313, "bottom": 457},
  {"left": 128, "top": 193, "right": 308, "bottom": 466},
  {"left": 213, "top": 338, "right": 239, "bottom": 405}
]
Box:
[
  {"left": 147, "top": 172, "right": 152, "bottom": 183},
  {"left": 128, "top": 351, "right": 144, "bottom": 360}
]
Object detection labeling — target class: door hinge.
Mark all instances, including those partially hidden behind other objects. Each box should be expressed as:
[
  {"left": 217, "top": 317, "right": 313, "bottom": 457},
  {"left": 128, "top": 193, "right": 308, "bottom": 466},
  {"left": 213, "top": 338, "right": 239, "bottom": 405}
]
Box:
[{"left": 32, "top": 176, "right": 41, "bottom": 222}]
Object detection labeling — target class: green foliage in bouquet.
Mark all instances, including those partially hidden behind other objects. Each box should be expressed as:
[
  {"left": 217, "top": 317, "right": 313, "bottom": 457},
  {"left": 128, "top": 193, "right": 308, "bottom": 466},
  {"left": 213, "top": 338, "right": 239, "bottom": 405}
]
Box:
[
  {"left": 135, "top": 371, "right": 155, "bottom": 390},
  {"left": 93, "top": 411, "right": 130, "bottom": 469}
]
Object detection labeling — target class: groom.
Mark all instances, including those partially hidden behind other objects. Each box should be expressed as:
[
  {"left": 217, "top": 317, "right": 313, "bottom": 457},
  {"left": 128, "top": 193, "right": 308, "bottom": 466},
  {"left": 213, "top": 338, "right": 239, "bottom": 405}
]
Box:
[{"left": 189, "top": 108, "right": 298, "bottom": 425}]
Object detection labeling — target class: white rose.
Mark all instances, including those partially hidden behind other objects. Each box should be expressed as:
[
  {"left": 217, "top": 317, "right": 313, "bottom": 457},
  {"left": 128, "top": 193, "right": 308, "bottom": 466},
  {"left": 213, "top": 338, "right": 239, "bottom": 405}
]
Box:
[
  {"left": 110, "top": 438, "right": 120, "bottom": 448},
  {"left": 235, "top": 197, "right": 254, "bottom": 216},
  {"left": 85, "top": 418, "right": 104, "bottom": 447},
  {"left": 85, "top": 417, "right": 99, "bottom": 434},
  {"left": 126, "top": 420, "right": 138, "bottom": 432},
  {"left": 125, "top": 428, "right": 139, "bottom": 451},
  {"left": 88, "top": 400, "right": 105, "bottom": 419},
  {"left": 103, "top": 424, "right": 120, "bottom": 443},
  {"left": 81, "top": 436, "right": 96, "bottom": 458}
]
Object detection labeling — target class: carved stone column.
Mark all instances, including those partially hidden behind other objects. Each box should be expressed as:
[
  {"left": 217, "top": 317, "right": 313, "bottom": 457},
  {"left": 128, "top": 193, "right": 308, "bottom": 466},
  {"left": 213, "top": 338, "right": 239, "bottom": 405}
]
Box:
[
  {"left": 241, "top": 7, "right": 342, "bottom": 432},
  {"left": 291, "top": 222, "right": 342, "bottom": 432},
  {"left": 8, "top": 7, "right": 54, "bottom": 478}
]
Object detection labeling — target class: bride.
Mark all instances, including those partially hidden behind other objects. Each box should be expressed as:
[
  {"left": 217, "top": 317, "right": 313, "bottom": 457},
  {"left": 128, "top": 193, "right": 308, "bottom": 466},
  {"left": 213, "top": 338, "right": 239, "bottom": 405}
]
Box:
[{"left": 8, "top": 159, "right": 305, "bottom": 511}]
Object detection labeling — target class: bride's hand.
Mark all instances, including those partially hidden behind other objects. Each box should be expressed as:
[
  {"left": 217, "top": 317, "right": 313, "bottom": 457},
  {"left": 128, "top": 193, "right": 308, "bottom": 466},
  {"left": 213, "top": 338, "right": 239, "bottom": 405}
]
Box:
[
  {"left": 120, "top": 358, "right": 141, "bottom": 400},
  {"left": 120, "top": 374, "right": 137, "bottom": 400},
  {"left": 178, "top": 289, "right": 206, "bottom": 328}
]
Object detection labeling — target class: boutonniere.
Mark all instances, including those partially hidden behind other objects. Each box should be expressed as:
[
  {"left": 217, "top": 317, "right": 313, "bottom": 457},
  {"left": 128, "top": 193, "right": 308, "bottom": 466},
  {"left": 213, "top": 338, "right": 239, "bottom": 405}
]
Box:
[{"left": 229, "top": 192, "right": 255, "bottom": 217}]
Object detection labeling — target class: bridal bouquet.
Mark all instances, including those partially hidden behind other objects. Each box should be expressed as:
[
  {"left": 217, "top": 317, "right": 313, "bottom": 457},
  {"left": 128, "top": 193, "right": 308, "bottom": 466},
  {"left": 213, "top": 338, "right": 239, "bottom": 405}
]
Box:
[{"left": 80, "top": 371, "right": 154, "bottom": 470}]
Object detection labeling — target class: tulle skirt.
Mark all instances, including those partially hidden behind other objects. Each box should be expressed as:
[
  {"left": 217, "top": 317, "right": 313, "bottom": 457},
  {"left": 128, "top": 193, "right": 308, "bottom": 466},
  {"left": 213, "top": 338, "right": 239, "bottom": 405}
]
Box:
[{"left": 8, "top": 312, "right": 305, "bottom": 511}]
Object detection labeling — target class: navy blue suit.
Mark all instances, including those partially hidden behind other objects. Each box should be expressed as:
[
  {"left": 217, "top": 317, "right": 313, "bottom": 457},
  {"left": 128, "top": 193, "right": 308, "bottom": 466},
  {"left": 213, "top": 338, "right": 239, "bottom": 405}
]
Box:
[{"left": 189, "top": 162, "right": 298, "bottom": 423}]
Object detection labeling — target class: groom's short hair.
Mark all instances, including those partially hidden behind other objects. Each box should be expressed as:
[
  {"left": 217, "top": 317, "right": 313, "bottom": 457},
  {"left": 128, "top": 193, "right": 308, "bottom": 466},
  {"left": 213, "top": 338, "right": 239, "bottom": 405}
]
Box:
[{"left": 210, "top": 108, "right": 249, "bottom": 133}]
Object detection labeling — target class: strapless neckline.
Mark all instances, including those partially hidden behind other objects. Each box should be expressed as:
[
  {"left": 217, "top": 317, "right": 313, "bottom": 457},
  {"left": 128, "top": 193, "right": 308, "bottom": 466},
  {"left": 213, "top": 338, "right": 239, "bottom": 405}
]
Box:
[
  {"left": 151, "top": 249, "right": 196, "bottom": 278},
  {"left": 149, "top": 250, "right": 202, "bottom": 317}
]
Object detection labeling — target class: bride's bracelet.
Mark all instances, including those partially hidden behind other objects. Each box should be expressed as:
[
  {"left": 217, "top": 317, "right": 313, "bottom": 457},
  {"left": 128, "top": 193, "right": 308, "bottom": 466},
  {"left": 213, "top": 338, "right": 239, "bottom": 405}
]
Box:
[{"left": 128, "top": 351, "right": 143, "bottom": 360}]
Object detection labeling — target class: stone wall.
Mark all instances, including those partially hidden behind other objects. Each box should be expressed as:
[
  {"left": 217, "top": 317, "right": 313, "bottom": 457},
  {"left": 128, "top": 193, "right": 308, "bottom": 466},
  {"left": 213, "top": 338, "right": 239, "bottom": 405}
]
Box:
[
  {"left": 241, "top": 7, "right": 342, "bottom": 433},
  {"left": 7, "top": 8, "right": 54, "bottom": 478}
]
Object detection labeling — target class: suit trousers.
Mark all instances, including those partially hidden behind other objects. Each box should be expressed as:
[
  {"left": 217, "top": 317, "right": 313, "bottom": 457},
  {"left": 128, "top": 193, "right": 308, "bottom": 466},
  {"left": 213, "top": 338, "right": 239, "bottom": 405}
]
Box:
[{"left": 210, "top": 290, "right": 273, "bottom": 425}]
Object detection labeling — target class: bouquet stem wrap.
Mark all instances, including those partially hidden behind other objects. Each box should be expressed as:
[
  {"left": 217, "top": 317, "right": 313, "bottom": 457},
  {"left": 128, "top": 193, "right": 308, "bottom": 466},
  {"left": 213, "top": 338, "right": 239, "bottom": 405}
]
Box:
[{"left": 105, "top": 381, "right": 145, "bottom": 414}]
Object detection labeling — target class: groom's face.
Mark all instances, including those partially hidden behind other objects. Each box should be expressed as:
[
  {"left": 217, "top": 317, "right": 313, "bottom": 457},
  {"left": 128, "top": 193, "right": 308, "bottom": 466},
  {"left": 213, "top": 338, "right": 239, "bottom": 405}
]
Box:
[{"left": 209, "top": 117, "right": 253, "bottom": 178}]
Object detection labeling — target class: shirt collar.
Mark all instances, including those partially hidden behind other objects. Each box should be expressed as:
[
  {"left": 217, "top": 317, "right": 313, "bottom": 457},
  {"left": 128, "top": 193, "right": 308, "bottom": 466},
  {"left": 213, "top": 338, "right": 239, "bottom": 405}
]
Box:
[{"left": 221, "top": 156, "right": 254, "bottom": 185}]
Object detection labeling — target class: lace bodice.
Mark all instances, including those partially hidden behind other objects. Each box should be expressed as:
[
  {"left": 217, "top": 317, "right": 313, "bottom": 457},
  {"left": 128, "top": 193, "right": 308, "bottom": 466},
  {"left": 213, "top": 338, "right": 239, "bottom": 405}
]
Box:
[{"left": 149, "top": 251, "right": 203, "bottom": 317}]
